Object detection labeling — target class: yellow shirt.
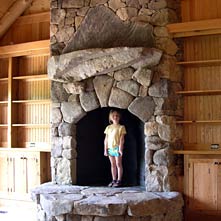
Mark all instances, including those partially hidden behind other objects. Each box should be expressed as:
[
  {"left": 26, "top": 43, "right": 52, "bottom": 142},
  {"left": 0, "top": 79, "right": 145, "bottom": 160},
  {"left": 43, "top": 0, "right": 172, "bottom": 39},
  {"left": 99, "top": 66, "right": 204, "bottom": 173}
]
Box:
[{"left": 104, "top": 124, "right": 126, "bottom": 148}]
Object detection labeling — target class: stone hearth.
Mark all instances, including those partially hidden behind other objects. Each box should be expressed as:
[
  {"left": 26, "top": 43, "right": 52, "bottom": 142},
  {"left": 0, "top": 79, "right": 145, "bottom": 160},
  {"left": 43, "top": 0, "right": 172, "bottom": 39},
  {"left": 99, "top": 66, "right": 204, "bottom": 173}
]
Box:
[{"left": 32, "top": 183, "right": 183, "bottom": 221}]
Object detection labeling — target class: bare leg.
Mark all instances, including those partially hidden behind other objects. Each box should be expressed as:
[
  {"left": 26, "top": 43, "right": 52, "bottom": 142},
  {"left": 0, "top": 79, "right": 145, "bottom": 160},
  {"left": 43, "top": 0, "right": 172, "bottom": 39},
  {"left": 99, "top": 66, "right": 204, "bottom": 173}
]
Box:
[
  {"left": 115, "top": 156, "right": 123, "bottom": 181},
  {"left": 109, "top": 156, "right": 117, "bottom": 180}
]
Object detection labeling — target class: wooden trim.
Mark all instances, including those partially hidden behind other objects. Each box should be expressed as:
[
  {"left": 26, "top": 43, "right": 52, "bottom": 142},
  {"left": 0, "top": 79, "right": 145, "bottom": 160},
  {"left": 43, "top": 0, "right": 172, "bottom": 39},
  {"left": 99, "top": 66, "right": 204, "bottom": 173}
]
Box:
[
  {"left": 0, "top": 101, "right": 8, "bottom": 104},
  {"left": 0, "top": 77, "right": 8, "bottom": 81},
  {"left": 0, "top": 147, "right": 51, "bottom": 152},
  {"left": 177, "top": 59, "right": 221, "bottom": 66},
  {"left": 14, "top": 12, "right": 50, "bottom": 26},
  {"left": 13, "top": 74, "right": 48, "bottom": 81},
  {"left": 12, "top": 124, "right": 50, "bottom": 128},
  {"left": 12, "top": 99, "right": 50, "bottom": 104},
  {"left": 167, "top": 19, "right": 221, "bottom": 38},
  {"left": 0, "top": 40, "right": 50, "bottom": 58},
  {"left": 174, "top": 150, "right": 221, "bottom": 155},
  {"left": 7, "top": 57, "right": 12, "bottom": 148},
  {"left": 0, "top": 0, "right": 33, "bottom": 39},
  {"left": 177, "top": 120, "right": 221, "bottom": 124},
  {"left": 176, "top": 90, "right": 221, "bottom": 96}
]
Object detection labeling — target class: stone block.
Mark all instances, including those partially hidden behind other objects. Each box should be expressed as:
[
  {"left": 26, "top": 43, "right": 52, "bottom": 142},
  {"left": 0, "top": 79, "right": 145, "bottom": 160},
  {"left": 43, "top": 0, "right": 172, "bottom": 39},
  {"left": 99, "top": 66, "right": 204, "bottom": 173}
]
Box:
[
  {"left": 149, "top": 79, "right": 169, "bottom": 98},
  {"left": 51, "top": 81, "right": 69, "bottom": 102},
  {"left": 63, "top": 136, "right": 77, "bottom": 149},
  {"left": 148, "top": 0, "right": 167, "bottom": 10},
  {"left": 108, "top": 87, "right": 134, "bottom": 109},
  {"left": 153, "top": 147, "right": 174, "bottom": 166},
  {"left": 62, "top": 5, "right": 154, "bottom": 53},
  {"left": 128, "top": 97, "right": 155, "bottom": 122},
  {"left": 94, "top": 216, "right": 124, "bottom": 221},
  {"left": 79, "top": 91, "right": 100, "bottom": 112},
  {"left": 90, "top": 0, "right": 108, "bottom": 6},
  {"left": 144, "top": 122, "right": 158, "bottom": 136},
  {"left": 132, "top": 67, "right": 152, "bottom": 87},
  {"left": 116, "top": 80, "right": 140, "bottom": 96},
  {"left": 113, "top": 68, "right": 134, "bottom": 81},
  {"left": 156, "top": 37, "right": 178, "bottom": 56},
  {"left": 40, "top": 193, "right": 83, "bottom": 216},
  {"left": 150, "top": 8, "right": 178, "bottom": 26},
  {"left": 93, "top": 75, "right": 114, "bottom": 107},
  {"left": 62, "top": 0, "right": 85, "bottom": 8},
  {"left": 63, "top": 82, "right": 85, "bottom": 94},
  {"left": 61, "top": 101, "right": 86, "bottom": 123},
  {"left": 73, "top": 195, "right": 127, "bottom": 216},
  {"left": 58, "top": 122, "right": 76, "bottom": 137},
  {"left": 51, "top": 107, "right": 62, "bottom": 124},
  {"left": 117, "top": 192, "right": 168, "bottom": 216},
  {"left": 108, "top": 0, "right": 126, "bottom": 12},
  {"left": 62, "top": 149, "right": 77, "bottom": 160}
]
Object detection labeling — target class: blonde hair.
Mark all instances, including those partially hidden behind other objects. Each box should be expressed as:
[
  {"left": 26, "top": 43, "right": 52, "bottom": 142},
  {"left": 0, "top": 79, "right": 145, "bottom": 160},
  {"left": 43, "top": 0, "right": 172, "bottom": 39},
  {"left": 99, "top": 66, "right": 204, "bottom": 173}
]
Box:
[{"left": 109, "top": 109, "right": 121, "bottom": 124}]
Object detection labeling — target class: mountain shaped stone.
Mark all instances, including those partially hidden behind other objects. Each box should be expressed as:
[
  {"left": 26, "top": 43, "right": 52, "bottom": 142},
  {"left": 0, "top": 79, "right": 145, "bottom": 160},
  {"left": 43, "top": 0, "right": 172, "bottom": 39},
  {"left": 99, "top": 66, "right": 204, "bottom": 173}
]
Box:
[{"left": 63, "top": 5, "right": 154, "bottom": 53}]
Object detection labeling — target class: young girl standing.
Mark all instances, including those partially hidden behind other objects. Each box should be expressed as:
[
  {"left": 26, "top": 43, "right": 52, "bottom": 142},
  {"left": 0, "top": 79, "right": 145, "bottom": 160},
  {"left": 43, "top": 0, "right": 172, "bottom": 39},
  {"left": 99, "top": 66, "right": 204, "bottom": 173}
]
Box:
[{"left": 104, "top": 109, "right": 126, "bottom": 187}]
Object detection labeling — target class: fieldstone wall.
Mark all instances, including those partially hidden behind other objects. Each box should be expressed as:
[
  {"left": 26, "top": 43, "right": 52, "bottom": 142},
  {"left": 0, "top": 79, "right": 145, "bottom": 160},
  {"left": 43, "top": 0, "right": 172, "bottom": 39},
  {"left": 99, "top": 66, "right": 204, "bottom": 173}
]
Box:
[{"left": 49, "top": 0, "right": 183, "bottom": 191}]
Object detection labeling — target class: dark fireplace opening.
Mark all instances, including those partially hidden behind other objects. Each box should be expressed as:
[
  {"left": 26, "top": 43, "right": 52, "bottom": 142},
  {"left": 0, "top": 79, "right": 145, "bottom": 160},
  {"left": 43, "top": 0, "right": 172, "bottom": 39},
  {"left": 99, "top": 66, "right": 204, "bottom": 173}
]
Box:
[{"left": 76, "top": 107, "right": 145, "bottom": 187}]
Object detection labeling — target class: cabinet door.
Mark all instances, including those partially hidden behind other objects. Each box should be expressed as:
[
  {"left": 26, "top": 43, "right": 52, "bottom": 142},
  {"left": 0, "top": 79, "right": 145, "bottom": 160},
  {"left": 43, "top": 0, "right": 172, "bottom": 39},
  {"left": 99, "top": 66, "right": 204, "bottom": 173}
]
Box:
[
  {"left": 189, "top": 159, "right": 217, "bottom": 211},
  {"left": 0, "top": 152, "right": 9, "bottom": 193},
  {"left": 26, "top": 152, "right": 40, "bottom": 191}
]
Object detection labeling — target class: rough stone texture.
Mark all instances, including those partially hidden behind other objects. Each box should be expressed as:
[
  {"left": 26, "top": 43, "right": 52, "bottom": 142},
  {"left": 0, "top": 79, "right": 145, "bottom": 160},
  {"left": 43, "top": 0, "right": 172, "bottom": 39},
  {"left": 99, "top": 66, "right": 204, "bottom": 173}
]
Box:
[
  {"left": 63, "top": 82, "right": 85, "bottom": 94},
  {"left": 108, "top": 87, "right": 134, "bottom": 109},
  {"left": 153, "top": 147, "right": 174, "bottom": 166},
  {"left": 79, "top": 91, "right": 100, "bottom": 112},
  {"left": 116, "top": 80, "right": 140, "bottom": 96},
  {"left": 48, "top": 47, "right": 161, "bottom": 82},
  {"left": 148, "top": 79, "right": 169, "bottom": 98},
  {"left": 132, "top": 67, "right": 152, "bottom": 87},
  {"left": 128, "top": 97, "right": 155, "bottom": 122},
  {"left": 51, "top": 108, "right": 62, "bottom": 124},
  {"left": 51, "top": 82, "right": 69, "bottom": 102},
  {"left": 32, "top": 184, "right": 183, "bottom": 221},
  {"left": 93, "top": 75, "right": 114, "bottom": 107},
  {"left": 156, "top": 37, "right": 178, "bottom": 55},
  {"left": 118, "top": 192, "right": 168, "bottom": 216},
  {"left": 113, "top": 68, "right": 134, "bottom": 81},
  {"left": 58, "top": 122, "right": 76, "bottom": 137},
  {"left": 144, "top": 122, "right": 158, "bottom": 136},
  {"left": 61, "top": 101, "right": 86, "bottom": 123},
  {"left": 148, "top": 0, "right": 167, "bottom": 10},
  {"left": 62, "top": 0, "right": 85, "bottom": 8},
  {"left": 63, "top": 6, "right": 154, "bottom": 53},
  {"left": 157, "top": 54, "right": 182, "bottom": 82},
  {"left": 49, "top": 0, "right": 182, "bottom": 197},
  {"left": 150, "top": 8, "right": 178, "bottom": 26},
  {"left": 74, "top": 195, "right": 127, "bottom": 216},
  {"left": 40, "top": 193, "right": 83, "bottom": 216},
  {"left": 108, "top": 0, "right": 126, "bottom": 11}
]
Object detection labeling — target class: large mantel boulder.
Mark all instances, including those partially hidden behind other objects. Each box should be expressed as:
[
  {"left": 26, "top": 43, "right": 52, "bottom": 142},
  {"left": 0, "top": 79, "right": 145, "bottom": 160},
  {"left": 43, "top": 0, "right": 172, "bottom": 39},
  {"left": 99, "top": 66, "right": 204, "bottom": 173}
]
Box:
[{"left": 48, "top": 47, "right": 163, "bottom": 82}]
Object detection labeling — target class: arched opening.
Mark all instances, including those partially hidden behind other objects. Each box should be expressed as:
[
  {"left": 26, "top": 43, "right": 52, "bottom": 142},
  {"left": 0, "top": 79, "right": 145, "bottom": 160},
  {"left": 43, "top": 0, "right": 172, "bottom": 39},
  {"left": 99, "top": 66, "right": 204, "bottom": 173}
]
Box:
[{"left": 76, "top": 107, "right": 145, "bottom": 187}]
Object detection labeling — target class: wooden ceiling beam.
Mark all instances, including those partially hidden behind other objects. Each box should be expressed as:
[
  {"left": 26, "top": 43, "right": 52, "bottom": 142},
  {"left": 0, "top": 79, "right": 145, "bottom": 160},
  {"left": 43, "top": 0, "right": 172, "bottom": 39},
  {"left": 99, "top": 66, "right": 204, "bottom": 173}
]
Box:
[{"left": 0, "top": 0, "right": 33, "bottom": 39}]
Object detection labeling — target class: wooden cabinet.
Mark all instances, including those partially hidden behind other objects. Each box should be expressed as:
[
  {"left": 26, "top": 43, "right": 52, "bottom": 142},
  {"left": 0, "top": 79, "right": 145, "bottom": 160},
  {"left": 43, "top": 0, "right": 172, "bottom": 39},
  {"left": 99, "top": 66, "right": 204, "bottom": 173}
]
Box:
[
  {"left": 0, "top": 150, "right": 50, "bottom": 200},
  {"left": 188, "top": 158, "right": 217, "bottom": 211},
  {"left": 0, "top": 41, "right": 51, "bottom": 202}
]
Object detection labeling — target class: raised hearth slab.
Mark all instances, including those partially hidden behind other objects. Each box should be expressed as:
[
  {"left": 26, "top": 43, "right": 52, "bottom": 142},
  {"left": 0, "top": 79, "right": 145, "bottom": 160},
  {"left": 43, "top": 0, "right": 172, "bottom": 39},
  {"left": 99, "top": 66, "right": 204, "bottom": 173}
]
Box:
[{"left": 31, "top": 183, "right": 183, "bottom": 221}]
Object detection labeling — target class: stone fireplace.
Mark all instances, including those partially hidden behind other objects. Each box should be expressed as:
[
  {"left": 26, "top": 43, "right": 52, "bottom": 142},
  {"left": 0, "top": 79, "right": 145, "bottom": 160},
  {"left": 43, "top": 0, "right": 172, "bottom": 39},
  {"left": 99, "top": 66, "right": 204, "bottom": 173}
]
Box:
[{"left": 31, "top": 1, "right": 184, "bottom": 221}]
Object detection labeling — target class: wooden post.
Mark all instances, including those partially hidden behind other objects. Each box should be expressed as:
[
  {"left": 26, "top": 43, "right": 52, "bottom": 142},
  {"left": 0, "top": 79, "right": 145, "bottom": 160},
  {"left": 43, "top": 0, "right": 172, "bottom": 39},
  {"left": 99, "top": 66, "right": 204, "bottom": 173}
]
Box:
[
  {"left": 8, "top": 57, "right": 12, "bottom": 148},
  {"left": 0, "top": 0, "right": 33, "bottom": 39}
]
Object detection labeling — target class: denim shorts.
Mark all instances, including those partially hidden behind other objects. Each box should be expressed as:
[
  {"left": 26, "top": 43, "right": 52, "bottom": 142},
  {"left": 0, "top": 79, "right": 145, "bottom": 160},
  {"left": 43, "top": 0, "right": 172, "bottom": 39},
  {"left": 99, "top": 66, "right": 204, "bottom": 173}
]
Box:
[{"left": 108, "top": 147, "right": 120, "bottom": 157}]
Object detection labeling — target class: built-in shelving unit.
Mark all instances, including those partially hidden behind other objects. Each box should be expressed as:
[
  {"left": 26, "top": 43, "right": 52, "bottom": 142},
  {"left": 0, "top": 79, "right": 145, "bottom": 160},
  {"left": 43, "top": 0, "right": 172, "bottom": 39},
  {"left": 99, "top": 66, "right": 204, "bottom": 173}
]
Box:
[{"left": 0, "top": 40, "right": 51, "bottom": 150}]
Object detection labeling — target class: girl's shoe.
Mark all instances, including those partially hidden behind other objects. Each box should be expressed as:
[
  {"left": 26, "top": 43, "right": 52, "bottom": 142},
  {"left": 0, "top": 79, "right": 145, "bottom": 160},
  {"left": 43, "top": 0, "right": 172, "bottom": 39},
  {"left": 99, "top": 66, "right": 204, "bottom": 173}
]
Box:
[
  {"left": 108, "top": 180, "right": 116, "bottom": 187},
  {"left": 113, "top": 180, "right": 122, "bottom": 187}
]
